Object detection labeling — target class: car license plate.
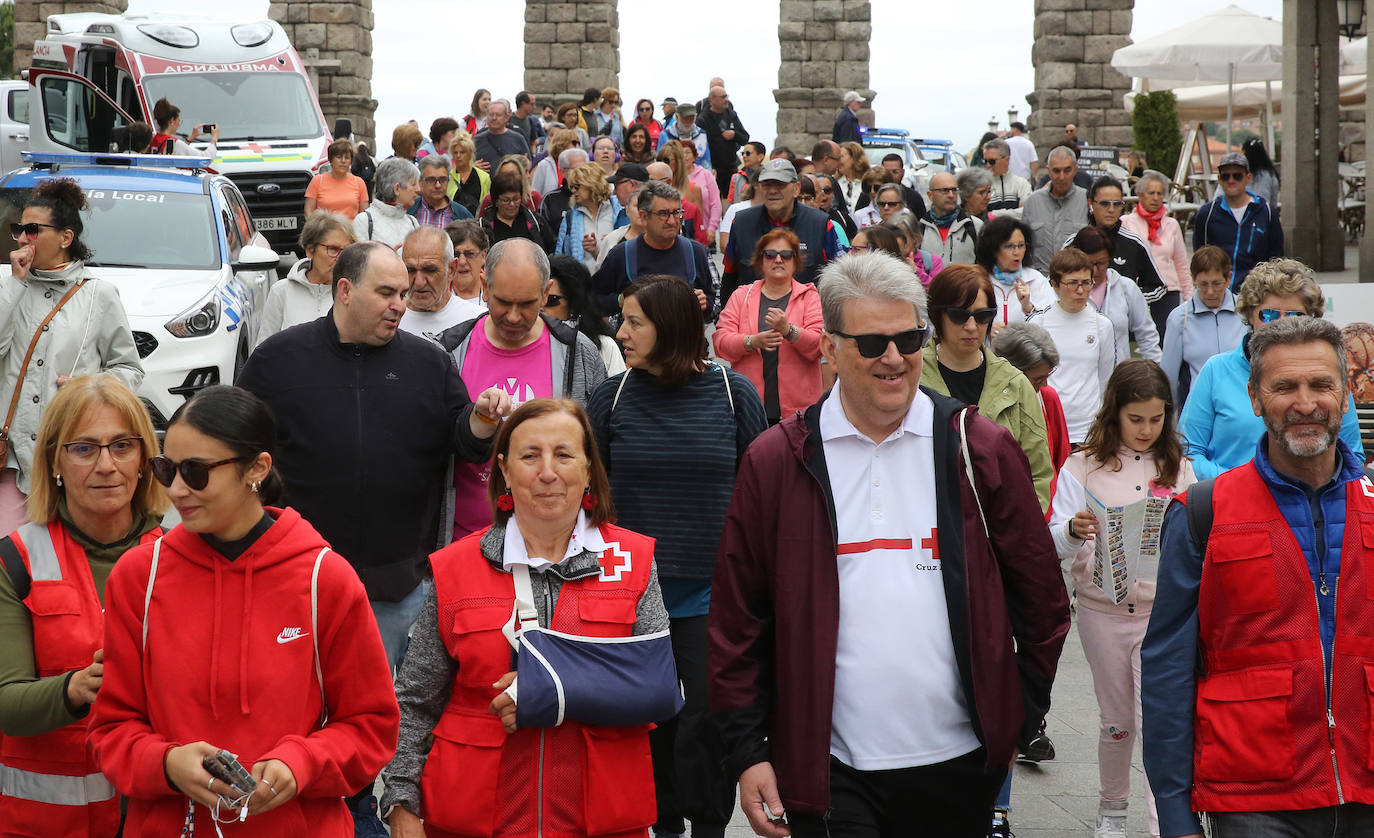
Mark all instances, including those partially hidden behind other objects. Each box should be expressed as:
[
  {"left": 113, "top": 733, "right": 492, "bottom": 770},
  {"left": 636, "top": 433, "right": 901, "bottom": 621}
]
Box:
[{"left": 258, "top": 216, "right": 298, "bottom": 231}]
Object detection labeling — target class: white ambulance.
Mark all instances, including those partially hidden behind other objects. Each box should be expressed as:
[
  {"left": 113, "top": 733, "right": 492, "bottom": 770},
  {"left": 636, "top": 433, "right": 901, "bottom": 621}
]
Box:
[{"left": 27, "top": 12, "right": 333, "bottom": 256}]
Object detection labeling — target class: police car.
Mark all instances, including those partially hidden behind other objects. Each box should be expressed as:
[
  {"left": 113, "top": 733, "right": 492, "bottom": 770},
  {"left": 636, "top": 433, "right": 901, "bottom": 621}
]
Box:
[
  {"left": 0, "top": 151, "right": 278, "bottom": 429},
  {"left": 861, "top": 128, "right": 932, "bottom": 197}
]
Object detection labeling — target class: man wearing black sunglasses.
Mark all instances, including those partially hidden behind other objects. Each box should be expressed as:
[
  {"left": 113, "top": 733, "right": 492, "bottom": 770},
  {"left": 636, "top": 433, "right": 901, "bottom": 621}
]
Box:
[
  {"left": 1193, "top": 151, "right": 1284, "bottom": 290},
  {"left": 711, "top": 251, "right": 1069, "bottom": 838}
]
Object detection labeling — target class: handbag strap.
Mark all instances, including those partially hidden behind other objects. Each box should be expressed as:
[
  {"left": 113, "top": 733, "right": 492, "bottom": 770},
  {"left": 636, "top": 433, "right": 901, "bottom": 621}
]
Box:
[
  {"left": 2, "top": 278, "right": 89, "bottom": 439},
  {"left": 959, "top": 408, "right": 990, "bottom": 539}
]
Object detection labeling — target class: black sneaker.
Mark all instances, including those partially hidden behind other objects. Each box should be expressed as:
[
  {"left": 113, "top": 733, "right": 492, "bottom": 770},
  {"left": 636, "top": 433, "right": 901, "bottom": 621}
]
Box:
[
  {"left": 989, "top": 810, "right": 1015, "bottom": 838},
  {"left": 350, "top": 794, "right": 388, "bottom": 838},
  {"left": 1020, "top": 722, "right": 1056, "bottom": 763}
]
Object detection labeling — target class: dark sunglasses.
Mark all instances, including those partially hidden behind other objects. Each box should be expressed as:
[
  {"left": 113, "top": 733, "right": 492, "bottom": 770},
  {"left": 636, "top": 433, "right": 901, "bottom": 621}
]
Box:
[
  {"left": 763, "top": 249, "right": 795, "bottom": 260},
  {"left": 1258, "top": 308, "right": 1305, "bottom": 323},
  {"left": 10, "top": 222, "right": 59, "bottom": 239},
  {"left": 545, "top": 293, "right": 566, "bottom": 307},
  {"left": 149, "top": 455, "right": 247, "bottom": 490},
  {"left": 1218, "top": 171, "right": 1247, "bottom": 182},
  {"left": 945, "top": 306, "right": 998, "bottom": 326},
  {"left": 830, "top": 328, "right": 929, "bottom": 358},
  {"left": 876, "top": 200, "right": 904, "bottom": 209}
]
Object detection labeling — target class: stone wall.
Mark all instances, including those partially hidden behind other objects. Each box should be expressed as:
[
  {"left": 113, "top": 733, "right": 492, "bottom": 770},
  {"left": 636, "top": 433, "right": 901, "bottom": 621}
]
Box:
[
  {"left": 1026, "top": 0, "right": 1134, "bottom": 156},
  {"left": 524, "top": 0, "right": 619, "bottom": 113},
  {"left": 269, "top": 0, "right": 377, "bottom": 152},
  {"left": 12, "top": 0, "right": 128, "bottom": 75},
  {"left": 774, "top": 0, "right": 874, "bottom": 152}
]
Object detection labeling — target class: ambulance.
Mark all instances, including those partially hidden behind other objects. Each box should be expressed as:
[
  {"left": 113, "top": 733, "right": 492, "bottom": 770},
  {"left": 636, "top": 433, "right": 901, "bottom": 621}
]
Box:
[{"left": 27, "top": 12, "right": 333, "bottom": 255}]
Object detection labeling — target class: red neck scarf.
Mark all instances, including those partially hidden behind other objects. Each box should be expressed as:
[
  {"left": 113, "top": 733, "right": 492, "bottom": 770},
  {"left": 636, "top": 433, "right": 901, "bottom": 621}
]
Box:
[{"left": 1135, "top": 203, "right": 1167, "bottom": 245}]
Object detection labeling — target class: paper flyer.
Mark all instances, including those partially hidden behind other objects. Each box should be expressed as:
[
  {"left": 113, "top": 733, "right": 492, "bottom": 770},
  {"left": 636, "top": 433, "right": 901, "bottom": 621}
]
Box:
[{"left": 1086, "top": 490, "right": 1169, "bottom": 604}]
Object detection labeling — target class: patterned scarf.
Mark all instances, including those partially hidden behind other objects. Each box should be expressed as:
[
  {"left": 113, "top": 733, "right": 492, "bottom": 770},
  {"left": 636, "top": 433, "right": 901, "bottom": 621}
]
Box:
[{"left": 1135, "top": 202, "right": 1167, "bottom": 245}]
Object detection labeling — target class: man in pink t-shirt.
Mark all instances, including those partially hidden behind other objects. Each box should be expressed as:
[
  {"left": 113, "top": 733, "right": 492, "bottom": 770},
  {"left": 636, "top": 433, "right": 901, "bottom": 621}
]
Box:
[{"left": 432, "top": 238, "right": 609, "bottom": 540}]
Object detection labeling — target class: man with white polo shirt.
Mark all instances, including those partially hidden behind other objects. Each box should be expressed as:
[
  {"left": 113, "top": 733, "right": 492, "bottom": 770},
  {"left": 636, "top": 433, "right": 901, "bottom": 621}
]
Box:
[{"left": 710, "top": 250, "right": 1070, "bottom": 838}]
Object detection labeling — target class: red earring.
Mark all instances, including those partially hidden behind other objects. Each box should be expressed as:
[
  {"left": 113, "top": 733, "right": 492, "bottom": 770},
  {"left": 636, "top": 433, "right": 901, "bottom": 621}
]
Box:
[
  {"left": 497, "top": 490, "right": 515, "bottom": 512},
  {"left": 581, "top": 489, "right": 599, "bottom": 510}
]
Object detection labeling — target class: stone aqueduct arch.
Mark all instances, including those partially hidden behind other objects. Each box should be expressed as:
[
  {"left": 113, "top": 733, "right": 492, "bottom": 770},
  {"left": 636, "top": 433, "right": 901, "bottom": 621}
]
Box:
[{"left": 10, "top": 0, "right": 1138, "bottom": 160}]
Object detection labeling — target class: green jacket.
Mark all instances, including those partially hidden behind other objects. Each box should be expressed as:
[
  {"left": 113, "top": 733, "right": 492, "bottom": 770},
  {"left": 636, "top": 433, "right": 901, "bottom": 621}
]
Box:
[{"left": 922, "top": 346, "right": 1053, "bottom": 513}]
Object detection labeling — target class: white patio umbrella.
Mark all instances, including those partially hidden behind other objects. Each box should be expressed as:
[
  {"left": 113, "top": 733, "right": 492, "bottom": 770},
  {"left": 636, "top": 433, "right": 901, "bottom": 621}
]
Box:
[{"left": 1110, "top": 4, "right": 1283, "bottom": 150}]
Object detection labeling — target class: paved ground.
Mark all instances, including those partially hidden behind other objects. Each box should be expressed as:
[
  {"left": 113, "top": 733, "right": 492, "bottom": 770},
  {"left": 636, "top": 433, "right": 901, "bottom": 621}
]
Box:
[{"left": 718, "top": 612, "right": 1153, "bottom": 838}]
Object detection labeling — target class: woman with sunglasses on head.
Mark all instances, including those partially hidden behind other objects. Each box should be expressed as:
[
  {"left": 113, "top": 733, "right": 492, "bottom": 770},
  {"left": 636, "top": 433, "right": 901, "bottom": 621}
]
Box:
[
  {"left": 588, "top": 277, "right": 766, "bottom": 838},
  {"left": 974, "top": 215, "right": 1055, "bottom": 337},
  {"left": 921, "top": 264, "right": 1053, "bottom": 512},
  {"left": 88, "top": 385, "right": 399, "bottom": 838},
  {"left": 0, "top": 376, "right": 164, "bottom": 838},
  {"left": 1, "top": 178, "right": 143, "bottom": 534},
  {"left": 256, "top": 211, "right": 358, "bottom": 347},
  {"left": 715, "top": 230, "right": 824, "bottom": 425},
  {"left": 1179, "top": 258, "right": 1365, "bottom": 480},
  {"left": 1083, "top": 175, "right": 1171, "bottom": 339}
]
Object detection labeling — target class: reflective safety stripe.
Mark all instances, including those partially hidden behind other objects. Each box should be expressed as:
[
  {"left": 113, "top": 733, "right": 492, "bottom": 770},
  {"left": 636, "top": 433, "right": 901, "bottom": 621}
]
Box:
[
  {"left": 16, "top": 522, "right": 60, "bottom": 582},
  {"left": 0, "top": 763, "right": 115, "bottom": 805}
]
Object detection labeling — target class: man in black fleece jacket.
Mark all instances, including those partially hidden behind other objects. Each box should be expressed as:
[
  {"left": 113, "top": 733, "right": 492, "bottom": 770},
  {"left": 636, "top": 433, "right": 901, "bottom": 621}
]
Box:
[{"left": 237, "top": 241, "right": 510, "bottom": 671}]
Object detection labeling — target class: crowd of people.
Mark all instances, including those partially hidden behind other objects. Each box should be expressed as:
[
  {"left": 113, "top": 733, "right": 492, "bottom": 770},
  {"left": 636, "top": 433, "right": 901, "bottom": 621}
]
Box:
[{"left": 0, "top": 76, "right": 1369, "bottom": 838}]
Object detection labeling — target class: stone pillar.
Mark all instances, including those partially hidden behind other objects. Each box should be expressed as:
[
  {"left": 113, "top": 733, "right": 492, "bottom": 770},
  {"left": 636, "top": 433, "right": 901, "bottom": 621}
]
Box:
[
  {"left": 524, "top": 1, "right": 618, "bottom": 113},
  {"left": 774, "top": 0, "right": 873, "bottom": 153},
  {"left": 12, "top": 0, "right": 127, "bottom": 75},
  {"left": 269, "top": 0, "right": 376, "bottom": 153},
  {"left": 1026, "top": 0, "right": 1134, "bottom": 156},
  {"left": 1363, "top": 13, "right": 1374, "bottom": 280},
  {"left": 1284, "top": 0, "right": 1343, "bottom": 272}
]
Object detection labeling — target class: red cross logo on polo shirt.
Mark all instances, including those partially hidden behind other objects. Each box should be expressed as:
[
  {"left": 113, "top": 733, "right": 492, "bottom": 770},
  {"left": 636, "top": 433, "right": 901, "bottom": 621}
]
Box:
[{"left": 921, "top": 528, "right": 940, "bottom": 560}]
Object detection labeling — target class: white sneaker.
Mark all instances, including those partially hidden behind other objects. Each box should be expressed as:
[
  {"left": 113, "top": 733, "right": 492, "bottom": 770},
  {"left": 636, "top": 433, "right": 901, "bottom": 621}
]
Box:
[{"left": 1094, "top": 813, "right": 1127, "bottom": 838}]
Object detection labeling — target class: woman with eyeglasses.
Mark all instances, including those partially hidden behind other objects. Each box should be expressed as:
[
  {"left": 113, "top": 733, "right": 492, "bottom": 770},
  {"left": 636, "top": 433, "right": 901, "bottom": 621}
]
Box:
[
  {"left": 1, "top": 178, "right": 143, "bottom": 534},
  {"left": 1038, "top": 248, "right": 1116, "bottom": 445},
  {"left": 588, "top": 276, "right": 766, "bottom": 838},
  {"left": 479, "top": 171, "right": 555, "bottom": 254},
  {"left": 1084, "top": 175, "right": 1171, "bottom": 339},
  {"left": 1062, "top": 225, "right": 1162, "bottom": 368},
  {"left": 88, "top": 385, "right": 399, "bottom": 838},
  {"left": 545, "top": 255, "right": 624, "bottom": 375},
  {"left": 554, "top": 163, "right": 617, "bottom": 272},
  {"left": 974, "top": 215, "right": 1056, "bottom": 336},
  {"left": 715, "top": 230, "right": 824, "bottom": 424},
  {"left": 257, "top": 211, "right": 359, "bottom": 347},
  {"left": 1179, "top": 258, "right": 1365, "bottom": 480},
  {"left": 631, "top": 99, "right": 663, "bottom": 146},
  {"left": 444, "top": 219, "right": 489, "bottom": 306},
  {"left": 476, "top": 155, "right": 543, "bottom": 218},
  {"left": 0, "top": 376, "right": 164, "bottom": 838},
  {"left": 921, "top": 265, "right": 1053, "bottom": 511},
  {"left": 594, "top": 87, "right": 625, "bottom": 144}
]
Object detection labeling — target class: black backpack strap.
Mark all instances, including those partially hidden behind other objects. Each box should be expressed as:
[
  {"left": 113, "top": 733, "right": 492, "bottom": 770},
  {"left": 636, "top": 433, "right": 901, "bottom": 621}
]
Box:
[
  {"left": 1185, "top": 477, "right": 1216, "bottom": 560},
  {"left": 0, "top": 535, "right": 29, "bottom": 600}
]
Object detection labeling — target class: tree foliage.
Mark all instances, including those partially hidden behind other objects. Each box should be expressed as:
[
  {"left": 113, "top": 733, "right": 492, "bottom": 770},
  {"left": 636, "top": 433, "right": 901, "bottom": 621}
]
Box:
[
  {"left": 0, "top": 1, "right": 13, "bottom": 80},
  {"left": 1133, "top": 91, "right": 1184, "bottom": 175}
]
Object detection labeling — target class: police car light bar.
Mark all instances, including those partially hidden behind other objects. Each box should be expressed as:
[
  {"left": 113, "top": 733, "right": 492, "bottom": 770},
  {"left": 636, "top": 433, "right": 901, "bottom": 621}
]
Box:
[{"left": 21, "top": 151, "right": 214, "bottom": 169}]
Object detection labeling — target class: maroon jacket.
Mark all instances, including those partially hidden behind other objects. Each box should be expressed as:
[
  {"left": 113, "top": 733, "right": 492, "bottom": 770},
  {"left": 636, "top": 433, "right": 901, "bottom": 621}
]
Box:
[{"left": 708, "top": 387, "right": 1070, "bottom": 816}]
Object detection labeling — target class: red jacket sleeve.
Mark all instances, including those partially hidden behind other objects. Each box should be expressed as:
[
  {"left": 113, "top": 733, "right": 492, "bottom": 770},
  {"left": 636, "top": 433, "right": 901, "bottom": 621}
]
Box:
[
  {"left": 260, "top": 553, "right": 399, "bottom": 796},
  {"left": 790, "top": 290, "right": 824, "bottom": 361},
  {"left": 89, "top": 547, "right": 181, "bottom": 799}
]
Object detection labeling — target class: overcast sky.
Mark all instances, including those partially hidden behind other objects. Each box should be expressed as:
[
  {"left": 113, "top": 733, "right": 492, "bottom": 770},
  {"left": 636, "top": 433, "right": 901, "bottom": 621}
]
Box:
[{"left": 120, "top": 0, "right": 1285, "bottom": 151}]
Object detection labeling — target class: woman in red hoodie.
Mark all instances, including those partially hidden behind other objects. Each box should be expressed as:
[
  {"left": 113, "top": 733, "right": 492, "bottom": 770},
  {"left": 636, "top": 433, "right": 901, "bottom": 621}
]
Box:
[{"left": 88, "top": 386, "right": 399, "bottom": 837}]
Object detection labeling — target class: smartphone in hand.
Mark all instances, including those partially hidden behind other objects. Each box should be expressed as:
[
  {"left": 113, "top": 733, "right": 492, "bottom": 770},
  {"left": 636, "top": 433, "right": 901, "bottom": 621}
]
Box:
[{"left": 202, "top": 750, "right": 257, "bottom": 796}]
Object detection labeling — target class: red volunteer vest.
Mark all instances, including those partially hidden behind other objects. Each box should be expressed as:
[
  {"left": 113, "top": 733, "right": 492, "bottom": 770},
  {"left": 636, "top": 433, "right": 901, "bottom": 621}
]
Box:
[
  {"left": 422, "top": 524, "right": 657, "bottom": 838},
  {"left": 1193, "top": 463, "right": 1374, "bottom": 813},
  {"left": 0, "top": 521, "right": 160, "bottom": 838}
]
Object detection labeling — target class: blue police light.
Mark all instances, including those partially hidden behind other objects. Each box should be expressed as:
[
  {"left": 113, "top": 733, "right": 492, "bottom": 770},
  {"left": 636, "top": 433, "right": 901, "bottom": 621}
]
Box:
[{"left": 21, "top": 151, "right": 214, "bottom": 169}]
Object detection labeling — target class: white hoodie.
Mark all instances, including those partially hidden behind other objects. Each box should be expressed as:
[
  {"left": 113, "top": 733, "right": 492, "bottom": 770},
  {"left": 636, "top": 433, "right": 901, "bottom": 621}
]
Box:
[
  {"left": 353, "top": 199, "right": 418, "bottom": 250},
  {"left": 255, "top": 258, "right": 333, "bottom": 348}
]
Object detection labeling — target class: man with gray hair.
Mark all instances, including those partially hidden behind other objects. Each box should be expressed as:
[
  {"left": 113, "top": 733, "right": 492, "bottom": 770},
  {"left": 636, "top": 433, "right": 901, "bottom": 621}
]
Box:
[
  {"left": 592, "top": 179, "right": 714, "bottom": 314},
  {"left": 473, "top": 99, "right": 531, "bottom": 171},
  {"left": 408, "top": 154, "right": 474, "bottom": 229},
  {"left": 710, "top": 250, "right": 1070, "bottom": 838},
  {"left": 982, "top": 137, "right": 1031, "bottom": 216},
  {"left": 398, "top": 226, "right": 484, "bottom": 336},
  {"left": 435, "top": 237, "right": 607, "bottom": 540},
  {"left": 1021, "top": 146, "right": 1088, "bottom": 273},
  {"left": 833, "top": 90, "right": 864, "bottom": 144},
  {"left": 1144, "top": 315, "right": 1374, "bottom": 838}
]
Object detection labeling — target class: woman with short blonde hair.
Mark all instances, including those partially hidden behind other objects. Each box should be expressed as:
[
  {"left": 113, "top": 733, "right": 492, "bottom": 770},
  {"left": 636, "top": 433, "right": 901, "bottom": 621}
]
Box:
[
  {"left": 555, "top": 163, "right": 616, "bottom": 271},
  {"left": 446, "top": 129, "right": 488, "bottom": 216}
]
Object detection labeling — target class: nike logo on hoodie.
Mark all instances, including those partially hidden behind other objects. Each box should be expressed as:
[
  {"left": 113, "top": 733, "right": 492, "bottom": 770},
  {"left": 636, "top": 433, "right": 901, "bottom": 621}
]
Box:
[{"left": 276, "top": 627, "right": 309, "bottom": 644}]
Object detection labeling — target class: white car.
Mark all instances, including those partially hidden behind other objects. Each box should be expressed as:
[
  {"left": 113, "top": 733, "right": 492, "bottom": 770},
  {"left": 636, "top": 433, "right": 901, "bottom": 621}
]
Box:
[
  {"left": 0, "top": 80, "right": 29, "bottom": 174},
  {"left": 0, "top": 152, "right": 278, "bottom": 429}
]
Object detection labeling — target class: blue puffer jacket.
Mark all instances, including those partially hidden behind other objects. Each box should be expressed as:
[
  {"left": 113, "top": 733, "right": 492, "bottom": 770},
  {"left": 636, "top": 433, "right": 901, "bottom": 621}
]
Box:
[{"left": 1191, "top": 190, "right": 1284, "bottom": 290}]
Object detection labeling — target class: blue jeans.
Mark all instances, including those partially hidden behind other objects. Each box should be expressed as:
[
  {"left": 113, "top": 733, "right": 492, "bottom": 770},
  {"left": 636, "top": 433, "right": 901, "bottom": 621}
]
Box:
[
  {"left": 369, "top": 580, "right": 428, "bottom": 675},
  {"left": 1208, "top": 804, "right": 1374, "bottom": 837},
  {"left": 995, "top": 766, "right": 1012, "bottom": 809}
]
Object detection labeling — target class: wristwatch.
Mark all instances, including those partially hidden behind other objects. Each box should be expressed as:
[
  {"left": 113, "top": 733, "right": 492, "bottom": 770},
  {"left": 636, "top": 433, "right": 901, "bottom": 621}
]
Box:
[
  {"left": 787, "top": 324, "right": 799, "bottom": 342},
  {"left": 744, "top": 334, "right": 755, "bottom": 352}
]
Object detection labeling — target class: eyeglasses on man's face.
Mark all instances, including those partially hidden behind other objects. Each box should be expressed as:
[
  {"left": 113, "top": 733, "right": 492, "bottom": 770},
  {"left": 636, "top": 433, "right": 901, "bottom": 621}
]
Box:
[{"left": 649, "top": 208, "right": 685, "bottom": 220}]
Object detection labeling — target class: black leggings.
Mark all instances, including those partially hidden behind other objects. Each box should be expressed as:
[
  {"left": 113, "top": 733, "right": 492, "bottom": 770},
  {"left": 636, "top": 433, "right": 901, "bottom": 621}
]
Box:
[{"left": 649, "top": 614, "right": 735, "bottom": 837}]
